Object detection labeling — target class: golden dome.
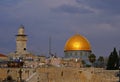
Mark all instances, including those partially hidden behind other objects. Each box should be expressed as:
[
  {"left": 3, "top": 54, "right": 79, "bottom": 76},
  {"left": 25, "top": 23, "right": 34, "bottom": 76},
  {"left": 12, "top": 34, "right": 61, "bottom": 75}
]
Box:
[{"left": 64, "top": 34, "right": 91, "bottom": 51}]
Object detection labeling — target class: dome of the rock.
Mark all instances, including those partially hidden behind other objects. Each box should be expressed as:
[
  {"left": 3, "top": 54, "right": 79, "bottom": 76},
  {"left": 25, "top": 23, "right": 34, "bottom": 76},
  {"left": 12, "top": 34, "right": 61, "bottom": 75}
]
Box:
[{"left": 64, "top": 34, "right": 92, "bottom": 59}]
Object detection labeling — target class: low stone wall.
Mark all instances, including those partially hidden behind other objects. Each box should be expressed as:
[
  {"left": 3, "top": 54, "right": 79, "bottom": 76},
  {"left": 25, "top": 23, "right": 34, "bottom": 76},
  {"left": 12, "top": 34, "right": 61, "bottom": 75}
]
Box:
[
  {"left": 0, "top": 67, "right": 119, "bottom": 82},
  {"left": 0, "top": 68, "right": 35, "bottom": 81}
]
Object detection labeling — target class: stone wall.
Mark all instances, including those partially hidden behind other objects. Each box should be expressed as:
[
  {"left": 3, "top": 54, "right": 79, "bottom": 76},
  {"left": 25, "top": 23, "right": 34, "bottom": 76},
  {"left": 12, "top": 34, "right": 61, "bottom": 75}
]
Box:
[
  {"left": 0, "top": 68, "right": 35, "bottom": 81},
  {"left": 0, "top": 67, "right": 119, "bottom": 82}
]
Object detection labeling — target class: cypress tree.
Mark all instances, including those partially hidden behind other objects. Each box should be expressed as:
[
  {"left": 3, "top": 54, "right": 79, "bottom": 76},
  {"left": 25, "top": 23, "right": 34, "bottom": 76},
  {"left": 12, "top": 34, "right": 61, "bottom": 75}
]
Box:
[
  {"left": 107, "top": 48, "right": 119, "bottom": 70},
  {"left": 113, "top": 48, "right": 119, "bottom": 69},
  {"left": 107, "top": 52, "right": 114, "bottom": 70}
]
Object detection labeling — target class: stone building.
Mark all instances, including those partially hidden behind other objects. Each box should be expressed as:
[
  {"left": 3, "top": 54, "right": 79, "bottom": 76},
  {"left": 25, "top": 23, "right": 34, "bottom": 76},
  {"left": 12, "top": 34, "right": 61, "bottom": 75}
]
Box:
[
  {"left": 61, "top": 58, "right": 83, "bottom": 67},
  {"left": 0, "top": 53, "right": 8, "bottom": 61},
  {"left": 8, "top": 25, "right": 36, "bottom": 61},
  {"left": 0, "top": 53, "right": 8, "bottom": 67}
]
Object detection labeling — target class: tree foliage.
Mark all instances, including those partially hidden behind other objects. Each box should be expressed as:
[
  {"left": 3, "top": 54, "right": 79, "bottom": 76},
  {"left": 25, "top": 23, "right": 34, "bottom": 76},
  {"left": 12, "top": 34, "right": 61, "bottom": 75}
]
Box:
[
  {"left": 88, "top": 53, "right": 96, "bottom": 65},
  {"left": 97, "top": 56, "right": 105, "bottom": 68},
  {"left": 107, "top": 48, "right": 119, "bottom": 70},
  {"left": 98, "top": 56, "right": 104, "bottom": 62}
]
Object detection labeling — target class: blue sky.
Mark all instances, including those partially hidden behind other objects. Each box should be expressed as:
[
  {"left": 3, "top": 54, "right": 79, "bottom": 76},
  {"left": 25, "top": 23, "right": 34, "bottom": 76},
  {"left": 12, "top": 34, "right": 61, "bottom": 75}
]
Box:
[{"left": 0, "top": 0, "right": 120, "bottom": 57}]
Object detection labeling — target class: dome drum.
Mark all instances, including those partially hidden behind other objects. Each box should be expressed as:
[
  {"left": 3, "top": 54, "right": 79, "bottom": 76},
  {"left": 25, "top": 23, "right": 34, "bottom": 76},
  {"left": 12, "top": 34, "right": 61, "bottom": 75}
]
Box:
[{"left": 64, "top": 50, "right": 91, "bottom": 58}]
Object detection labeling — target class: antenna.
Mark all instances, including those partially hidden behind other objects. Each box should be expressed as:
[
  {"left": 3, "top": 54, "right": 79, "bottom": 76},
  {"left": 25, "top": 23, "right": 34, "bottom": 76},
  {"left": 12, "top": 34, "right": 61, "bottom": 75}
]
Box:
[{"left": 49, "top": 36, "right": 52, "bottom": 56}]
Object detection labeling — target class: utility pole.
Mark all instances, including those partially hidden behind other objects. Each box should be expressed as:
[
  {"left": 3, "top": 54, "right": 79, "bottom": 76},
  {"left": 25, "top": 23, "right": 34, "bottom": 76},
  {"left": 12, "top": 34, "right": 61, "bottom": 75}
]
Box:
[
  {"left": 118, "top": 50, "right": 120, "bottom": 82},
  {"left": 49, "top": 37, "right": 51, "bottom": 55}
]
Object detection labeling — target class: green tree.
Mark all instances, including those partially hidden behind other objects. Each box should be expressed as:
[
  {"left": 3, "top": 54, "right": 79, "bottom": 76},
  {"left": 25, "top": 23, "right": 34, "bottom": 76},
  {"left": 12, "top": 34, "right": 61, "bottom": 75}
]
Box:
[
  {"left": 97, "top": 56, "right": 104, "bottom": 68},
  {"left": 107, "top": 48, "right": 119, "bottom": 70},
  {"left": 88, "top": 53, "right": 96, "bottom": 66},
  {"left": 107, "top": 52, "right": 114, "bottom": 69},
  {"left": 98, "top": 56, "right": 104, "bottom": 62},
  {"left": 112, "top": 48, "right": 119, "bottom": 69}
]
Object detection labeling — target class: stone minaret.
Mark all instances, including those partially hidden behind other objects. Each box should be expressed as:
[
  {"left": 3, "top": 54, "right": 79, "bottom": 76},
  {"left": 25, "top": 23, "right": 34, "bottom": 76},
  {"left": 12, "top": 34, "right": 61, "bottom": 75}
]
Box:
[{"left": 16, "top": 25, "right": 27, "bottom": 54}]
